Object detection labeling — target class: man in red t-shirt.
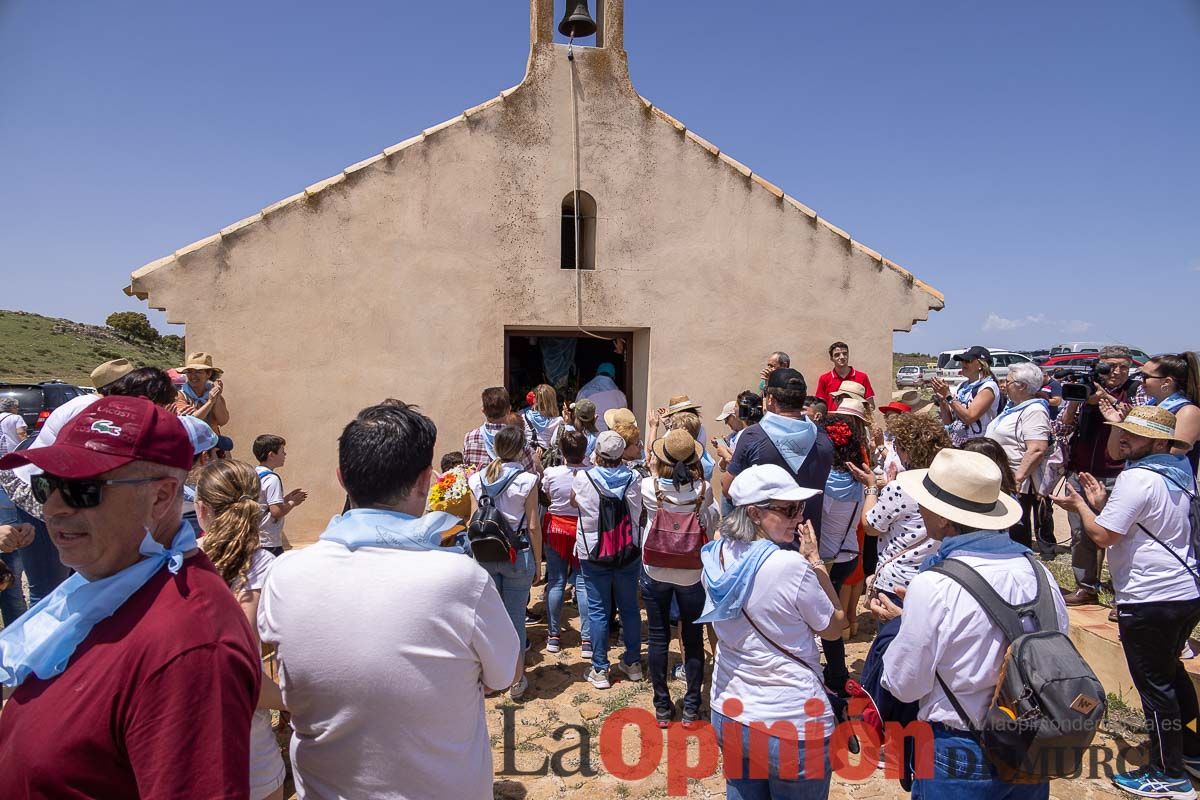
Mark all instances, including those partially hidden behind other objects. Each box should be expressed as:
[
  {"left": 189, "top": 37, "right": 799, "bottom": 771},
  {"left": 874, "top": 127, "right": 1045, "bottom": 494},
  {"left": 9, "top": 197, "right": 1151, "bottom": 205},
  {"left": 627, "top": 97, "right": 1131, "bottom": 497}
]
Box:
[
  {"left": 815, "top": 341, "right": 876, "bottom": 409},
  {"left": 0, "top": 396, "right": 259, "bottom": 800}
]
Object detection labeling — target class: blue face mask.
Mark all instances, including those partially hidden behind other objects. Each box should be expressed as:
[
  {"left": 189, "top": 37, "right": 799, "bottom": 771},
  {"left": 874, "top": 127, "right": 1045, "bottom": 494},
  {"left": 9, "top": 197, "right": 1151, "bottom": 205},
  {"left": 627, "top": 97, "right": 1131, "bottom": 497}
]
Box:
[{"left": 0, "top": 522, "right": 198, "bottom": 688}]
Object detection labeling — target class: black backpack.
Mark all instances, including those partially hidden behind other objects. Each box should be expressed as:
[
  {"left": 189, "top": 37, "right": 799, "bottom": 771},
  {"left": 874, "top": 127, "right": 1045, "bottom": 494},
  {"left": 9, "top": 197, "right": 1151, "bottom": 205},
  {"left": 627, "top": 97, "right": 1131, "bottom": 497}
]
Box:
[
  {"left": 584, "top": 473, "right": 639, "bottom": 567},
  {"left": 931, "top": 554, "right": 1105, "bottom": 782},
  {"left": 1129, "top": 468, "right": 1200, "bottom": 583},
  {"left": 467, "top": 471, "right": 525, "bottom": 563}
]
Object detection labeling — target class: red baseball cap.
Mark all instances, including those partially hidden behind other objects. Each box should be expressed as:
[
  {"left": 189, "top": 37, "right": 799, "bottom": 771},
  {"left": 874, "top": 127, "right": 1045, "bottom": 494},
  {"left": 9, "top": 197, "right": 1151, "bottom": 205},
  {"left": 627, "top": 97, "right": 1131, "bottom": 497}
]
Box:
[
  {"left": 0, "top": 396, "right": 193, "bottom": 478},
  {"left": 878, "top": 402, "right": 913, "bottom": 415}
]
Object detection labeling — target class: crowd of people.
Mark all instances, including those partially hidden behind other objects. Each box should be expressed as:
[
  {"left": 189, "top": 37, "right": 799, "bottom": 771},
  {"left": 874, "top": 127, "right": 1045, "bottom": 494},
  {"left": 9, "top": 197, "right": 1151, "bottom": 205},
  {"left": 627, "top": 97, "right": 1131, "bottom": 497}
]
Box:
[{"left": 0, "top": 342, "right": 1197, "bottom": 800}]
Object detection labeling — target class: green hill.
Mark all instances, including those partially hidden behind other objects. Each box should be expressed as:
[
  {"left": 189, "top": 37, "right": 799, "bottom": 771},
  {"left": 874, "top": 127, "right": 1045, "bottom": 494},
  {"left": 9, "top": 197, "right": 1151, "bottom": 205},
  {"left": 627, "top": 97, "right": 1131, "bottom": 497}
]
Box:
[{"left": 0, "top": 310, "right": 185, "bottom": 385}]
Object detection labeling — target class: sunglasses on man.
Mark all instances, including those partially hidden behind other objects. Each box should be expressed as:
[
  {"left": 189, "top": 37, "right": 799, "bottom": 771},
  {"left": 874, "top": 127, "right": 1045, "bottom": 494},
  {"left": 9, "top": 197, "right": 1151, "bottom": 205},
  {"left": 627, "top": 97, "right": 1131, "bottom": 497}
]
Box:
[{"left": 31, "top": 473, "right": 170, "bottom": 509}]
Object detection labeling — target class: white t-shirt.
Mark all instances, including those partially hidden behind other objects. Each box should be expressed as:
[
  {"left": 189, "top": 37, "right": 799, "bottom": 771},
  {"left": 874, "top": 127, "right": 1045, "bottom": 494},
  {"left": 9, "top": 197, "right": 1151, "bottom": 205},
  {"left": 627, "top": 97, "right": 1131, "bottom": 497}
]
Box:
[
  {"left": 542, "top": 464, "right": 585, "bottom": 517},
  {"left": 11, "top": 393, "right": 99, "bottom": 482},
  {"left": 571, "top": 469, "right": 643, "bottom": 561},
  {"left": 639, "top": 477, "right": 716, "bottom": 586},
  {"left": 1095, "top": 467, "right": 1199, "bottom": 604},
  {"left": 0, "top": 412, "right": 27, "bottom": 456},
  {"left": 257, "top": 468, "right": 286, "bottom": 548},
  {"left": 524, "top": 411, "right": 564, "bottom": 450},
  {"left": 882, "top": 552, "right": 1069, "bottom": 729},
  {"left": 984, "top": 403, "right": 1052, "bottom": 494},
  {"left": 258, "top": 540, "right": 520, "bottom": 800},
  {"left": 710, "top": 543, "right": 837, "bottom": 737},
  {"left": 467, "top": 465, "right": 537, "bottom": 532},
  {"left": 867, "top": 483, "right": 935, "bottom": 595},
  {"left": 820, "top": 494, "right": 861, "bottom": 564},
  {"left": 242, "top": 547, "right": 276, "bottom": 593}
]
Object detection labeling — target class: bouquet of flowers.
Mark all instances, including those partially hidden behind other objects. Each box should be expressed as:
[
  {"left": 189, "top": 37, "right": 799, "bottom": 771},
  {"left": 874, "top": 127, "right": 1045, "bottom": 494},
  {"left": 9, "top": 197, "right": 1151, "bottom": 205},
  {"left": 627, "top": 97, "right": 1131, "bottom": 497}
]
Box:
[{"left": 428, "top": 466, "right": 473, "bottom": 512}]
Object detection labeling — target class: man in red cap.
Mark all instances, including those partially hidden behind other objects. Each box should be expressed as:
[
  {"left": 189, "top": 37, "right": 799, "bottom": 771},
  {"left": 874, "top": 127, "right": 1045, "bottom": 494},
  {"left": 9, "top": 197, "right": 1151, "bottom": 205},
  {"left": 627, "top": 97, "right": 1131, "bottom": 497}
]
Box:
[{"left": 0, "top": 396, "right": 259, "bottom": 799}]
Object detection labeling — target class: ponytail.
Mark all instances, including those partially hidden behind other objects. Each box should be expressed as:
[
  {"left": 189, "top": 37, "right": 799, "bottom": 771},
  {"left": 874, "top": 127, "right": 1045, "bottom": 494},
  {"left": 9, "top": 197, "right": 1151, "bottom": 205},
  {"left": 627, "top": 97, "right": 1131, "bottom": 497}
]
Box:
[
  {"left": 1151, "top": 352, "right": 1200, "bottom": 405},
  {"left": 484, "top": 458, "right": 505, "bottom": 483},
  {"left": 196, "top": 460, "right": 264, "bottom": 590}
]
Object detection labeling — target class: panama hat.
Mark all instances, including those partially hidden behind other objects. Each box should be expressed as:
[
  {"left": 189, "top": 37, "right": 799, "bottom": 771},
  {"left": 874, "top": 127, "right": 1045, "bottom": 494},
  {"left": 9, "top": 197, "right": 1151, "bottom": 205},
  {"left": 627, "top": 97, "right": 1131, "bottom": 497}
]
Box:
[
  {"left": 179, "top": 352, "right": 223, "bottom": 377},
  {"left": 90, "top": 358, "right": 135, "bottom": 389},
  {"left": 603, "top": 407, "right": 637, "bottom": 430},
  {"left": 1107, "top": 406, "right": 1189, "bottom": 449},
  {"left": 651, "top": 428, "right": 704, "bottom": 466},
  {"left": 896, "top": 449, "right": 1022, "bottom": 530},
  {"left": 832, "top": 381, "right": 867, "bottom": 400},
  {"left": 831, "top": 397, "right": 867, "bottom": 422},
  {"left": 662, "top": 395, "right": 702, "bottom": 417}
]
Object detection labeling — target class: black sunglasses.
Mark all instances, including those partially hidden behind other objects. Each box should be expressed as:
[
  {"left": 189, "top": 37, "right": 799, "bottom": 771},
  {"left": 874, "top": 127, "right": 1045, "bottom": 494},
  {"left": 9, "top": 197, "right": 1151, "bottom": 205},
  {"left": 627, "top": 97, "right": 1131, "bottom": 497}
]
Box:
[
  {"left": 31, "top": 473, "right": 168, "bottom": 509},
  {"left": 761, "top": 500, "right": 805, "bottom": 518}
]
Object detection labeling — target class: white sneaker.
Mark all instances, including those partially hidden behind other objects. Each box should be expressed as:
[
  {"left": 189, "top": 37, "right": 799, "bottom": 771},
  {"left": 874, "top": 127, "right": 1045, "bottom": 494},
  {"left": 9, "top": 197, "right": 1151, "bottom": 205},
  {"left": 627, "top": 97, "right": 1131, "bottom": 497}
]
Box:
[
  {"left": 587, "top": 667, "right": 611, "bottom": 690},
  {"left": 509, "top": 675, "right": 529, "bottom": 700},
  {"left": 617, "top": 659, "right": 643, "bottom": 682}
]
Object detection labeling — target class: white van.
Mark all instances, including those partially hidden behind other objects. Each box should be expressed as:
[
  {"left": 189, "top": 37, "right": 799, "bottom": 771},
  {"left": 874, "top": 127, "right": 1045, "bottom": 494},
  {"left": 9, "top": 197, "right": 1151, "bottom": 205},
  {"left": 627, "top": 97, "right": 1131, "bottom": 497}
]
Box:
[
  {"left": 936, "top": 348, "right": 1036, "bottom": 384},
  {"left": 1049, "top": 342, "right": 1106, "bottom": 356}
]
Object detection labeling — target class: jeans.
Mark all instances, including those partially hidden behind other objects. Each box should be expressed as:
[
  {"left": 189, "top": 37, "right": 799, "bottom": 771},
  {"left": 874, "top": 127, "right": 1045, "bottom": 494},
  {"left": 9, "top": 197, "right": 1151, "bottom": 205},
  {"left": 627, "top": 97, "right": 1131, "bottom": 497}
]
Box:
[
  {"left": 1117, "top": 597, "right": 1200, "bottom": 778},
  {"left": 544, "top": 548, "right": 589, "bottom": 642},
  {"left": 911, "top": 724, "right": 1048, "bottom": 799},
  {"left": 482, "top": 548, "right": 536, "bottom": 654},
  {"left": 711, "top": 711, "right": 831, "bottom": 800},
  {"left": 640, "top": 571, "right": 705, "bottom": 716},
  {"left": 820, "top": 558, "right": 857, "bottom": 693},
  {"left": 580, "top": 558, "right": 641, "bottom": 672},
  {"left": 0, "top": 486, "right": 69, "bottom": 626},
  {"left": 1067, "top": 473, "right": 1116, "bottom": 591}
]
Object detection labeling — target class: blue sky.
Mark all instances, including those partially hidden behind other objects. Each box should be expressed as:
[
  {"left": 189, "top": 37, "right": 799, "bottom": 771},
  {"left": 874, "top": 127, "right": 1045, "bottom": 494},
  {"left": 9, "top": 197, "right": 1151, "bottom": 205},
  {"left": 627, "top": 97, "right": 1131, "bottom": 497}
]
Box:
[{"left": 2, "top": 0, "right": 1197, "bottom": 356}]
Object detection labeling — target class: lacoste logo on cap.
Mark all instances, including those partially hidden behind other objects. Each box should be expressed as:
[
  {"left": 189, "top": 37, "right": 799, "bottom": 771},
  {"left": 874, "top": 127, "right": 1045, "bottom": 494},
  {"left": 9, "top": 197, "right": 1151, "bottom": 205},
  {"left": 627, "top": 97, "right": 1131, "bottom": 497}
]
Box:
[{"left": 90, "top": 420, "right": 123, "bottom": 437}]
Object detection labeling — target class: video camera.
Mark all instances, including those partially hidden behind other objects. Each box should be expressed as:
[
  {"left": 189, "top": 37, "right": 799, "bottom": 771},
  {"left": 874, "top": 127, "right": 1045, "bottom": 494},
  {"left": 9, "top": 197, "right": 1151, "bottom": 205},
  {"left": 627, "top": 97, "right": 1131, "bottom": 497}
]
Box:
[
  {"left": 1060, "top": 361, "right": 1114, "bottom": 403},
  {"left": 737, "top": 392, "right": 764, "bottom": 424}
]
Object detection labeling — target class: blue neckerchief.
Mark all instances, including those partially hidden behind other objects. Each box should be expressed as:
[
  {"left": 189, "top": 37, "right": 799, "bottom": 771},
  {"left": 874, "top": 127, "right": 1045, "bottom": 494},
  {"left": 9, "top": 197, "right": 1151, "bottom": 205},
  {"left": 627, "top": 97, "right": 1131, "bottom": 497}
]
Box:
[
  {"left": 696, "top": 539, "right": 779, "bottom": 623},
  {"left": 1148, "top": 392, "right": 1192, "bottom": 414},
  {"left": 480, "top": 423, "right": 501, "bottom": 460},
  {"left": 585, "top": 431, "right": 598, "bottom": 457},
  {"left": 481, "top": 463, "right": 523, "bottom": 493},
  {"left": 588, "top": 465, "right": 633, "bottom": 496},
  {"left": 524, "top": 409, "right": 557, "bottom": 443},
  {"left": 319, "top": 508, "right": 465, "bottom": 554},
  {"left": 1127, "top": 453, "right": 1194, "bottom": 494},
  {"left": 0, "top": 522, "right": 198, "bottom": 688},
  {"left": 955, "top": 378, "right": 984, "bottom": 405},
  {"left": 919, "top": 530, "right": 1029, "bottom": 572},
  {"left": 181, "top": 382, "right": 211, "bottom": 405},
  {"left": 825, "top": 468, "right": 863, "bottom": 502},
  {"left": 993, "top": 397, "right": 1050, "bottom": 424},
  {"left": 700, "top": 450, "right": 715, "bottom": 481},
  {"left": 758, "top": 413, "right": 817, "bottom": 473}
]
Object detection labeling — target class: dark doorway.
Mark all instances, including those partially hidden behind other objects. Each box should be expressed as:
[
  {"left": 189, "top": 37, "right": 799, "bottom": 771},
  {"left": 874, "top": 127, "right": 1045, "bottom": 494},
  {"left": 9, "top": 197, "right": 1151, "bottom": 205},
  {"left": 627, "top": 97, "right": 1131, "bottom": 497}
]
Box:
[{"left": 504, "top": 330, "right": 632, "bottom": 410}]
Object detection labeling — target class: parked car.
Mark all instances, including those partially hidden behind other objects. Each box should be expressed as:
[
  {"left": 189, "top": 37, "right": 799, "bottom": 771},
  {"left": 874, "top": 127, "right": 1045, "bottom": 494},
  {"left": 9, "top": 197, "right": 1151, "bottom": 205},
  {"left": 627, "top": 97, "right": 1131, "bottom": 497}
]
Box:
[
  {"left": 896, "top": 365, "right": 935, "bottom": 387},
  {"left": 1049, "top": 341, "right": 1106, "bottom": 356},
  {"left": 1043, "top": 352, "right": 1147, "bottom": 369},
  {"left": 0, "top": 381, "right": 92, "bottom": 434},
  {"left": 935, "top": 348, "right": 1036, "bottom": 384}
]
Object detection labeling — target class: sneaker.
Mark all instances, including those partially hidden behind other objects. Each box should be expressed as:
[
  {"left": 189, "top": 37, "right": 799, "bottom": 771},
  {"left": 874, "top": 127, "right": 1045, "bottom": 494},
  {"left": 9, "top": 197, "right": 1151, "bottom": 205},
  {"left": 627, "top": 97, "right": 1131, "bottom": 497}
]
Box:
[
  {"left": 681, "top": 708, "right": 703, "bottom": 728},
  {"left": 546, "top": 636, "right": 561, "bottom": 654},
  {"left": 1183, "top": 756, "right": 1200, "bottom": 781},
  {"left": 655, "top": 708, "right": 673, "bottom": 729},
  {"left": 509, "top": 675, "right": 529, "bottom": 701},
  {"left": 672, "top": 663, "right": 686, "bottom": 682},
  {"left": 617, "top": 659, "right": 643, "bottom": 682},
  {"left": 587, "top": 667, "right": 610, "bottom": 690},
  {"left": 1111, "top": 767, "right": 1197, "bottom": 799},
  {"left": 525, "top": 610, "right": 542, "bottom": 624},
  {"left": 580, "top": 639, "right": 593, "bottom": 660}
]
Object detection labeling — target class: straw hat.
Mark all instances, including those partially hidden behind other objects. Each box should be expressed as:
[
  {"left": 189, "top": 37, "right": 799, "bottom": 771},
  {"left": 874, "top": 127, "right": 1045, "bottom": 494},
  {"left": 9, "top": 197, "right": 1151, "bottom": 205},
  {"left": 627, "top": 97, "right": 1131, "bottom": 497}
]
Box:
[
  {"left": 1107, "top": 406, "right": 1189, "bottom": 449},
  {"left": 662, "top": 395, "right": 701, "bottom": 417},
  {"left": 90, "top": 358, "right": 135, "bottom": 389},
  {"left": 896, "top": 449, "right": 1022, "bottom": 529},
  {"left": 179, "top": 352, "right": 223, "bottom": 377},
  {"left": 831, "top": 397, "right": 867, "bottom": 422},
  {"left": 832, "top": 381, "right": 866, "bottom": 400},
  {"left": 603, "top": 407, "right": 637, "bottom": 430},
  {"left": 651, "top": 428, "right": 704, "bottom": 466}
]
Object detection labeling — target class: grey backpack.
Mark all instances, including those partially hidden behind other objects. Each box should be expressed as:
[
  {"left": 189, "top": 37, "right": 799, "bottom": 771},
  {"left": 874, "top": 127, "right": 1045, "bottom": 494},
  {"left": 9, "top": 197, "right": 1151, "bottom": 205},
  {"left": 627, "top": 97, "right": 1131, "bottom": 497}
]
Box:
[{"left": 932, "top": 554, "right": 1105, "bottom": 782}]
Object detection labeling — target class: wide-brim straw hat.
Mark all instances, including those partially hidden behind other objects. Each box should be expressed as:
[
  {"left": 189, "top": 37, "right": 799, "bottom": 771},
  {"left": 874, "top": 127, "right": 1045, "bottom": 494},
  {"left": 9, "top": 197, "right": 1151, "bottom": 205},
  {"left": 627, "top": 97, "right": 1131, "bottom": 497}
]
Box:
[
  {"left": 179, "top": 352, "right": 223, "bottom": 377},
  {"left": 90, "top": 358, "right": 135, "bottom": 389},
  {"left": 1107, "top": 406, "right": 1189, "bottom": 450},
  {"left": 662, "top": 394, "right": 701, "bottom": 417},
  {"left": 896, "top": 449, "right": 1022, "bottom": 530},
  {"left": 651, "top": 429, "right": 704, "bottom": 466},
  {"left": 603, "top": 407, "right": 637, "bottom": 430},
  {"left": 831, "top": 397, "right": 867, "bottom": 422},
  {"left": 832, "top": 381, "right": 867, "bottom": 400}
]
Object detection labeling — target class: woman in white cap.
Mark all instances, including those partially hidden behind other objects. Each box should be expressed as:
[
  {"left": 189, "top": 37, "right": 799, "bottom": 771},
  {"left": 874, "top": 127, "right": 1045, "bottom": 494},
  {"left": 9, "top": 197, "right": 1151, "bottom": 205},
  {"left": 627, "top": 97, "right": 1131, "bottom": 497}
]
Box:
[
  {"left": 931, "top": 346, "right": 1001, "bottom": 447},
  {"left": 699, "top": 464, "right": 842, "bottom": 799},
  {"left": 640, "top": 429, "right": 718, "bottom": 727}
]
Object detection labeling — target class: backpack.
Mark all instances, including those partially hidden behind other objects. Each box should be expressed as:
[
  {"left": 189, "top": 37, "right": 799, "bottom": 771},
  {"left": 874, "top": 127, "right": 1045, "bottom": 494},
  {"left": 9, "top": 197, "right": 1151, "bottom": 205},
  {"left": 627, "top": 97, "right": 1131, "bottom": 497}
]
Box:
[
  {"left": 931, "top": 554, "right": 1105, "bottom": 782},
  {"left": 467, "top": 471, "right": 525, "bottom": 563},
  {"left": 1129, "top": 468, "right": 1200, "bottom": 584},
  {"left": 642, "top": 482, "right": 707, "bottom": 570},
  {"left": 584, "top": 473, "right": 639, "bottom": 567},
  {"left": 537, "top": 420, "right": 565, "bottom": 471}
]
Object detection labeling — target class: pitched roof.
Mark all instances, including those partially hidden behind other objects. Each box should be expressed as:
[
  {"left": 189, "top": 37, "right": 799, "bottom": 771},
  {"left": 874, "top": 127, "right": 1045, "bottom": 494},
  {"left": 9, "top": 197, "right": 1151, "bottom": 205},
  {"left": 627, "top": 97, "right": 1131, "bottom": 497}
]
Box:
[{"left": 128, "top": 88, "right": 943, "bottom": 309}]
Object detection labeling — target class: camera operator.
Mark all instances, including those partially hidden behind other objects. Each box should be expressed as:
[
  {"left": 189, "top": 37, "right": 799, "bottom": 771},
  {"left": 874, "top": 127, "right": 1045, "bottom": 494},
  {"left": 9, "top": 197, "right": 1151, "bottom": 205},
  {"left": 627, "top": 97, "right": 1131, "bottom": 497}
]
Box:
[{"left": 1059, "top": 345, "right": 1141, "bottom": 607}]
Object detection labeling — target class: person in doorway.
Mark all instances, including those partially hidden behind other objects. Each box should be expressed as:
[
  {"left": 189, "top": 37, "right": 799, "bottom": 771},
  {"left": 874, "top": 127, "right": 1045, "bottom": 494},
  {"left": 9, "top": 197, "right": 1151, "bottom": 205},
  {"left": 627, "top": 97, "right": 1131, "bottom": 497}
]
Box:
[
  {"left": 815, "top": 341, "right": 876, "bottom": 409},
  {"left": 178, "top": 352, "right": 230, "bottom": 429},
  {"left": 578, "top": 363, "right": 628, "bottom": 432},
  {"left": 467, "top": 425, "right": 541, "bottom": 700},
  {"left": 725, "top": 368, "right": 835, "bottom": 538},
  {"left": 985, "top": 362, "right": 1053, "bottom": 554},
  {"left": 0, "top": 396, "right": 260, "bottom": 798},
  {"left": 258, "top": 402, "right": 520, "bottom": 800},
  {"left": 524, "top": 384, "right": 564, "bottom": 451},
  {"left": 253, "top": 434, "right": 307, "bottom": 557},
  {"left": 464, "top": 387, "right": 537, "bottom": 472},
  {"left": 876, "top": 449, "right": 1068, "bottom": 799},
  {"left": 931, "top": 346, "right": 1001, "bottom": 447},
  {"left": 1053, "top": 406, "right": 1200, "bottom": 798},
  {"left": 0, "top": 398, "right": 26, "bottom": 457},
  {"left": 541, "top": 431, "right": 591, "bottom": 657},
  {"left": 571, "top": 430, "right": 644, "bottom": 690}
]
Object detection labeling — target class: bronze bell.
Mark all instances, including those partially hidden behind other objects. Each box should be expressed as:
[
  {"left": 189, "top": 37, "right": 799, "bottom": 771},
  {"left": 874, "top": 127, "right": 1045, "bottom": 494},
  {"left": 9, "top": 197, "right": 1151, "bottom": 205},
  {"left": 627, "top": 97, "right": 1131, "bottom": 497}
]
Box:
[{"left": 558, "top": 0, "right": 597, "bottom": 39}]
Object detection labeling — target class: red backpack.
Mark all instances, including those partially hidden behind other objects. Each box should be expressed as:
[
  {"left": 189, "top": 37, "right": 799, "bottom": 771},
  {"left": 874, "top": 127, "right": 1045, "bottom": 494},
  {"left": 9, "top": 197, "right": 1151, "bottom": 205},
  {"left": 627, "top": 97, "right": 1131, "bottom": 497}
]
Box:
[
  {"left": 642, "top": 482, "right": 707, "bottom": 570},
  {"left": 584, "top": 474, "right": 639, "bottom": 567}
]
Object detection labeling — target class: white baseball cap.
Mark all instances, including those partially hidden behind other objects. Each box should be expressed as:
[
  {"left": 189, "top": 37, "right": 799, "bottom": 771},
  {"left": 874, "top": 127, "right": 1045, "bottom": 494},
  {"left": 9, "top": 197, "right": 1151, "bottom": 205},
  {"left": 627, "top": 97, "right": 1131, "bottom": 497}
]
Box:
[
  {"left": 715, "top": 401, "right": 738, "bottom": 421},
  {"left": 728, "top": 464, "right": 822, "bottom": 507},
  {"left": 594, "top": 430, "right": 628, "bottom": 460}
]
